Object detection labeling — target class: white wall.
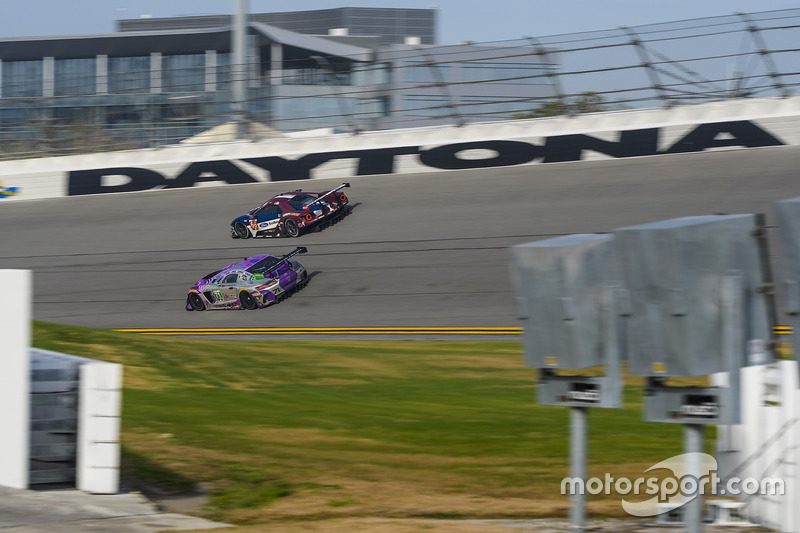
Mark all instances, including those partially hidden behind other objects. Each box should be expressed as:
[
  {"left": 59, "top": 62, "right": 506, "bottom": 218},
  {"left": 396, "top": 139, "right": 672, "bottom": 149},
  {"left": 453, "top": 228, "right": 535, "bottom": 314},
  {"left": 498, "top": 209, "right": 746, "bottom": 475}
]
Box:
[
  {"left": 78, "top": 361, "right": 123, "bottom": 494},
  {"left": 0, "top": 270, "right": 32, "bottom": 489},
  {"left": 715, "top": 361, "right": 800, "bottom": 532},
  {"left": 1, "top": 95, "right": 799, "bottom": 202}
]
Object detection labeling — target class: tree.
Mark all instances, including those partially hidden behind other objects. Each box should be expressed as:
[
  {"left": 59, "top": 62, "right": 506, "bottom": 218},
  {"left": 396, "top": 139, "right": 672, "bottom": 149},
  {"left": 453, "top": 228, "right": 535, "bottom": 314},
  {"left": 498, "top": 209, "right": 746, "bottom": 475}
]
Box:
[
  {"left": 0, "top": 121, "right": 140, "bottom": 161},
  {"left": 513, "top": 92, "right": 607, "bottom": 119}
]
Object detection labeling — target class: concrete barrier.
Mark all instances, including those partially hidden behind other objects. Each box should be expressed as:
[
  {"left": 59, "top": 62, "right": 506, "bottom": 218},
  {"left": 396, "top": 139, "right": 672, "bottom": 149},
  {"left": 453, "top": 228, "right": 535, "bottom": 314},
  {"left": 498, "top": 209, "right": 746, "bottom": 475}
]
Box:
[
  {"left": 1, "top": 95, "right": 799, "bottom": 202},
  {"left": 0, "top": 270, "right": 122, "bottom": 494}
]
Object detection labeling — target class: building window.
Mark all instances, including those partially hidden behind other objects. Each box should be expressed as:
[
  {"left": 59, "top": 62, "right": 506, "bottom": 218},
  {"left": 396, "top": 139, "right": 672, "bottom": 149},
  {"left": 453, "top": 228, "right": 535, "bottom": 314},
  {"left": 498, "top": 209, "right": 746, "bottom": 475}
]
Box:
[
  {"left": 403, "top": 61, "right": 451, "bottom": 84},
  {"left": 0, "top": 108, "right": 26, "bottom": 124},
  {"left": 356, "top": 96, "right": 391, "bottom": 118},
  {"left": 275, "top": 96, "right": 351, "bottom": 125},
  {"left": 460, "top": 62, "right": 550, "bottom": 84},
  {"left": 2, "top": 60, "right": 43, "bottom": 98},
  {"left": 403, "top": 95, "right": 450, "bottom": 116},
  {"left": 215, "top": 51, "right": 259, "bottom": 89},
  {"left": 108, "top": 56, "right": 150, "bottom": 94},
  {"left": 352, "top": 62, "right": 391, "bottom": 85},
  {"left": 162, "top": 54, "right": 205, "bottom": 93},
  {"left": 283, "top": 68, "right": 331, "bottom": 86},
  {"left": 54, "top": 58, "right": 96, "bottom": 96},
  {"left": 378, "top": 95, "right": 390, "bottom": 116},
  {"left": 215, "top": 53, "right": 232, "bottom": 89}
]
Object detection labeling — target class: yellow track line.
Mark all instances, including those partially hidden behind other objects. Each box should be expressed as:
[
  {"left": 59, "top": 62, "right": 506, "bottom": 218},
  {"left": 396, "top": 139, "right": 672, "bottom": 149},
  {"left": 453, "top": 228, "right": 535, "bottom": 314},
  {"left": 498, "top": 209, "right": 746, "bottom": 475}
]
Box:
[
  {"left": 114, "top": 325, "right": 796, "bottom": 336},
  {"left": 115, "top": 327, "right": 523, "bottom": 335}
]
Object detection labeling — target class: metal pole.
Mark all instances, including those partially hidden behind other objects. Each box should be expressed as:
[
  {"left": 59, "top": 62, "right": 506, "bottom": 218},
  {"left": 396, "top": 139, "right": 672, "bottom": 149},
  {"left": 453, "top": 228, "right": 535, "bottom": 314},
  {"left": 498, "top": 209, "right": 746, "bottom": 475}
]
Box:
[
  {"left": 622, "top": 27, "right": 673, "bottom": 107},
  {"left": 753, "top": 213, "right": 778, "bottom": 345},
  {"left": 417, "top": 47, "right": 464, "bottom": 127},
  {"left": 525, "top": 37, "right": 569, "bottom": 116},
  {"left": 570, "top": 406, "right": 587, "bottom": 532},
  {"left": 737, "top": 13, "right": 790, "bottom": 98},
  {"left": 232, "top": 0, "right": 248, "bottom": 140},
  {"left": 602, "top": 284, "right": 623, "bottom": 408},
  {"left": 684, "top": 424, "right": 705, "bottom": 533}
]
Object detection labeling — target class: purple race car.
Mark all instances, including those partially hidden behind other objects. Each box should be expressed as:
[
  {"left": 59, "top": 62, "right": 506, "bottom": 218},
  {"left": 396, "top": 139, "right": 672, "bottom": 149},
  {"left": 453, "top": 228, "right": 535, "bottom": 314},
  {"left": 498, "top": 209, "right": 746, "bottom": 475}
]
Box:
[{"left": 185, "top": 247, "right": 308, "bottom": 311}]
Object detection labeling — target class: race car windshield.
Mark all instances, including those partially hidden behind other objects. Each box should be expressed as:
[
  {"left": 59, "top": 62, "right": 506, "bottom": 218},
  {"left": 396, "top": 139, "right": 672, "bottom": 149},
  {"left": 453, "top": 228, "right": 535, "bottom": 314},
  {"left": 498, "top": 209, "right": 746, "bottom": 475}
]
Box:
[
  {"left": 247, "top": 256, "right": 283, "bottom": 274},
  {"left": 288, "top": 194, "right": 317, "bottom": 208},
  {"left": 202, "top": 270, "right": 221, "bottom": 280}
]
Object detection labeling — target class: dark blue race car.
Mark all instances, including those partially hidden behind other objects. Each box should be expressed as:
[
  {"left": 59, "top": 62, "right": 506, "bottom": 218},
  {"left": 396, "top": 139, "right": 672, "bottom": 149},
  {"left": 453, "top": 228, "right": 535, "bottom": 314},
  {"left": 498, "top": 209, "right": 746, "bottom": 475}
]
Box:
[{"left": 230, "top": 183, "right": 351, "bottom": 239}]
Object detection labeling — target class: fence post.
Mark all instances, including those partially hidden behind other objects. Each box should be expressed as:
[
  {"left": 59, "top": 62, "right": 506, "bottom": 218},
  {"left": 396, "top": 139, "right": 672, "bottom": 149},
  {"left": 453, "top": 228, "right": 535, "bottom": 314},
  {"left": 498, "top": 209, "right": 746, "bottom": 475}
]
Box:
[
  {"left": 737, "top": 13, "right": 790, "bottom": 98},
  {"left": 526, "top": 37, "right": 570, "bottom": 116},
  {"left": 622, "top": 27, "right": 674, "bottom": 107},
  {"left": 417, "top": 47, "right": 464, "bottom": 127}
]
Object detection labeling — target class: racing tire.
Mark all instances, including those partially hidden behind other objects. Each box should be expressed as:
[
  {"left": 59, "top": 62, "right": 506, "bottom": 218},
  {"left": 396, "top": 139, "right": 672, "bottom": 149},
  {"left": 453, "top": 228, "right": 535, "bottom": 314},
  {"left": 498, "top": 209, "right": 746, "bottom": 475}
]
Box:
[
  {"left": 234, "top": 221, "right": 251, "bottom": 239},
  {"left": 283, "top": 218, "right": 301, "bottom": 238},
  {"left": 188, "top": 292, "right": 205, "bottom": 311},
  {"left": 240, "top": 291, "right": 258, "bottom": 310}
]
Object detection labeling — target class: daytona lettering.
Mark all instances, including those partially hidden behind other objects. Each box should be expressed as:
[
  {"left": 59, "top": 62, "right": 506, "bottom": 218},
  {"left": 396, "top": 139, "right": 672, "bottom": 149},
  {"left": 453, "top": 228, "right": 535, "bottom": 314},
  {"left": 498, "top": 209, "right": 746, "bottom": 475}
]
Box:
[{"left": 66, "top": 120, "right": 785, "bottom": 196}]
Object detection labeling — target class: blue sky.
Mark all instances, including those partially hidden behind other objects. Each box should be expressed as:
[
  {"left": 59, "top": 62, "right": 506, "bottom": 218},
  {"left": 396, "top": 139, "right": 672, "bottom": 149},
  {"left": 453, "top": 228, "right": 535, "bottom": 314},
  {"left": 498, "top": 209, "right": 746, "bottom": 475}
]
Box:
[{"left": 0, "top": 1, "right": 798, "bottom": 44}]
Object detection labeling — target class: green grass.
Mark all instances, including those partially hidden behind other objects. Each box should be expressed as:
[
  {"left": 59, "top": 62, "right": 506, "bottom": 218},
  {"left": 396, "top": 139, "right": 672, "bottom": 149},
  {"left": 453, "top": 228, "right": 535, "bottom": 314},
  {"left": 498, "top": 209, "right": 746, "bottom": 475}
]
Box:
[{"left": 32, "top": 321, "right": 697, "bottom": 525}]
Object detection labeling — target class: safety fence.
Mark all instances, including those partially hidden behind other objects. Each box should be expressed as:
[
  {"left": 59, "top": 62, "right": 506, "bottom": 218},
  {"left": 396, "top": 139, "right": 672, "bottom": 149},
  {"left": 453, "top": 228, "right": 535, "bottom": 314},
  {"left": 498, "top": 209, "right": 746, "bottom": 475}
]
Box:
[{"left": 0, "top": 8, "right": 798, "bottom": 160}]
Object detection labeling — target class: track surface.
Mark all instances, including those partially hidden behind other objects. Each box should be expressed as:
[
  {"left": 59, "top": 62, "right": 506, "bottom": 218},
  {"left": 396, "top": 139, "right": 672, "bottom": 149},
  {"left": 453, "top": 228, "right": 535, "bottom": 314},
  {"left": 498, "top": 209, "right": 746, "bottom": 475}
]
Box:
[{"left": 2, "top": 145, "right": 799, "bottom": 331}]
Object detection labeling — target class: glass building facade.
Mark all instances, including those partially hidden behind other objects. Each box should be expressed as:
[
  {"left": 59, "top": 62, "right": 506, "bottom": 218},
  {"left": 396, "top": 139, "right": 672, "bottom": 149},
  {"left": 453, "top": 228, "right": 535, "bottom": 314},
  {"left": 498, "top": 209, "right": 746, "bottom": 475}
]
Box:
[
  {"left": 119, "top": 7, "right": 437, "bottom": 46},
  {"left": 2, "top": 60, "right": 43, "bottom": 97},
  {"left": 0, "top": 12, "right": 557, "bottom": 154}
]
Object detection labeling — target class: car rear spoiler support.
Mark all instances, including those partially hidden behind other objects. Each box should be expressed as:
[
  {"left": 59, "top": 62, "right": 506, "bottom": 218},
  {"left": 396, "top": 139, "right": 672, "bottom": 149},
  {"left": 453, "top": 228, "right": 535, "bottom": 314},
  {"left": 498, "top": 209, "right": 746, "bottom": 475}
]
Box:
[
  {"left": 276, "top": 246, "right": 306, "bottom": 270},
  {"left": 280, "top": 247, "right": 308, "bottom": 263},
  {"left": 271, "top": 247, "right": 307, "bottom": 272},
  {"left": 309, "top": 183, "right": 350, "bottom": 207}
]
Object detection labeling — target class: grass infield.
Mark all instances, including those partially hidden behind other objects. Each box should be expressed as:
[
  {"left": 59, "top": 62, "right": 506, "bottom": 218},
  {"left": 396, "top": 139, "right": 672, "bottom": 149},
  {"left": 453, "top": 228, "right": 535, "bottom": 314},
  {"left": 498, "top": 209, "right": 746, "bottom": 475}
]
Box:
[{"left": 32, "top": 321, "right": 702, "bottom": 529}]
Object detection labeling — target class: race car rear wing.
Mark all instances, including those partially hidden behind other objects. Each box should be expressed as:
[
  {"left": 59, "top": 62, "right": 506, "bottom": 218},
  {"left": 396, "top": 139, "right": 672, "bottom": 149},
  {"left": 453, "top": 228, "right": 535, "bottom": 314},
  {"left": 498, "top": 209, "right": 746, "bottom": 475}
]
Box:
[
  {"left": 249, "top": 247, "right": 308, "bottom": 278},
  {"left": 309, "top": 182, "right": 350, "bottom": 207},
  {"left": 271, "top": 246, "right": 308, "bottom": 272},
  {"left": 280, "top": 246, "right": 308, "bottom": 263}
]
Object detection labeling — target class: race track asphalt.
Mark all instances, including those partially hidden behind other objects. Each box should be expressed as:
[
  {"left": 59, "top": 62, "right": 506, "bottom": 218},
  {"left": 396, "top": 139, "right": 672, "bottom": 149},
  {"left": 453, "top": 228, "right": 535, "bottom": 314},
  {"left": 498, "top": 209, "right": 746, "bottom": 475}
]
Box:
[{"left": 2, "top": 145, "right": 799, "bottom": 332}]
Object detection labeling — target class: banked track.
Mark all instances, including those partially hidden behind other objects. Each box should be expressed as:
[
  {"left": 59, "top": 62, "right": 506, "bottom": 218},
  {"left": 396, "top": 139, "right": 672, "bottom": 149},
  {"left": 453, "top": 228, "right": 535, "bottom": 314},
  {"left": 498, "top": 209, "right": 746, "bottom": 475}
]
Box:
[{"left": 2, "top": 145, "right": 799, "bottom": 338}]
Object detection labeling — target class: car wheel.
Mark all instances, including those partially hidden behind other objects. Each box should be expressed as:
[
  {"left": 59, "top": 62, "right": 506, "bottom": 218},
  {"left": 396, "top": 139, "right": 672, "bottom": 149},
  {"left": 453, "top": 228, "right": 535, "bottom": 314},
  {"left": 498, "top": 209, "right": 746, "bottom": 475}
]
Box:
[
  {"left": 283, "top": 218, "right": 301, "bottom": 238},
  {"left": 234, "top": 221, "right": 251, "bottom": 239},
  {"left": 188, "top": 292, "right": 205, "bottom": 311},
  {"left": 240, "top": 291, "right": 258, "bottom": 310}
]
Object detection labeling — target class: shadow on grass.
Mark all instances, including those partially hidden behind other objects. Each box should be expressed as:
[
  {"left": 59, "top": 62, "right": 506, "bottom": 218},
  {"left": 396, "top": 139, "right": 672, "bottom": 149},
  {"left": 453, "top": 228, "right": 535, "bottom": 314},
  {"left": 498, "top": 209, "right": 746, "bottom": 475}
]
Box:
[
  {"left": 122, "top": 447, "right": 297, "bottom": 522},
  {"left": 121, "top": 446, "right": 197, "bottom": 495}
]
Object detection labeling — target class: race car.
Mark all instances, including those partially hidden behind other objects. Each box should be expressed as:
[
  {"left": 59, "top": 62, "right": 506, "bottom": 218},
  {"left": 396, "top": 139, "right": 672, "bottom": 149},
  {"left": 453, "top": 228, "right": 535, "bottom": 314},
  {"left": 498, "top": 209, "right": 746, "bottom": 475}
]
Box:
[
  {"left": 186, "top": 247, "right": 308, "bottom": 311},
  {"left": 230, "top": 183, "right": 351, "bottom": 239}
]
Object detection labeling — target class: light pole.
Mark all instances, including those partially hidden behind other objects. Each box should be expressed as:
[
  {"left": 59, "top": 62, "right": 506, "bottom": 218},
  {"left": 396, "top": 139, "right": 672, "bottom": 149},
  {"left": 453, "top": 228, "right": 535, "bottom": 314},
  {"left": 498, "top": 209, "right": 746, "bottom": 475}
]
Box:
[{"left": 232, "top": 0, "right": 248, "bottom": 139}]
